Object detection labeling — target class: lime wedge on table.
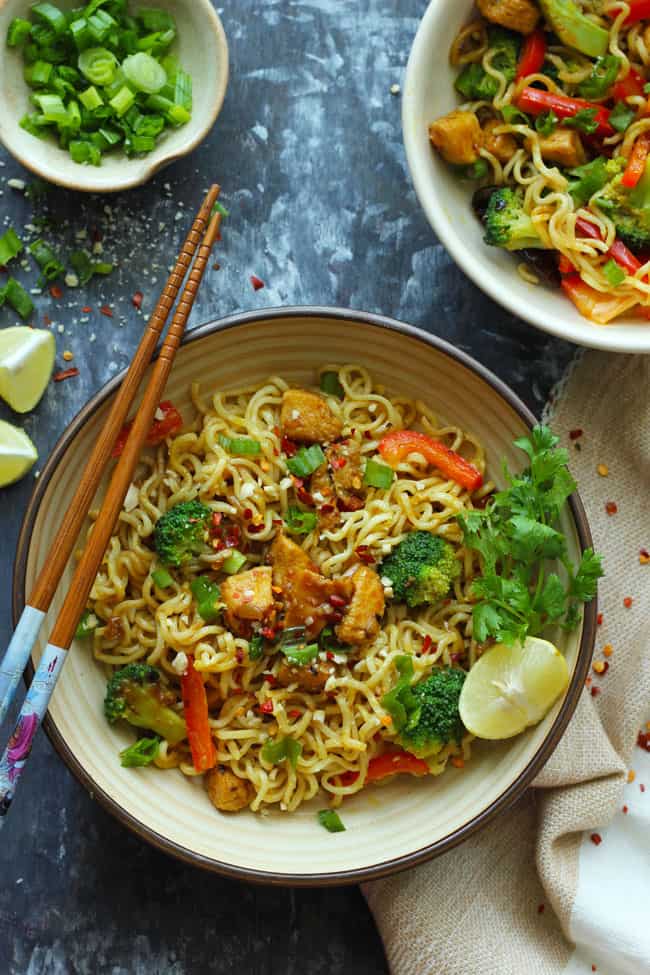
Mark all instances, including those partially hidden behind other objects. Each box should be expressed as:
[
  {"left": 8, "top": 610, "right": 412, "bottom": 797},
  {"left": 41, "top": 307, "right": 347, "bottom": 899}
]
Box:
[
  {"left": 0, "top": 420, "right": 38, "bottom": 486},
  {"left": 0, "top": 327, "right": 55, "bottom": 413},
  {"left": 459, "top": 636, "right": 570, "bottom": 740}
]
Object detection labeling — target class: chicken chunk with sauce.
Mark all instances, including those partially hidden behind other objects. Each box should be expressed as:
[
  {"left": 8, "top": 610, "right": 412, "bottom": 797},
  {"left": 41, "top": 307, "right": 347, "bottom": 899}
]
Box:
[
  {"left": 429, "top": 111, "right": 483, "bottom": 166},
  {"left": 476, "top": 0, "right": 540, "bottom": 34},
  {"left": 526, "top": 129, "right": 586, "bottom": 169},
  {"left": 281, "top": 388, "right": 343, "bottom": 444},
  {"left": 206, "top": 765, "right": 254, "bottom": 812},
  {"left": 221, "top": 566, "right": 274, "bottom": 627},
  {"left": 276, "top": 659, "right": 335, "bottom": 693},
  {"left": 325, "top": 440, "right": 364, "bottom": 511},
  {"left": 335, "top": 566, "right": 385, "bottom": 646},
  {"left": 482, "top": 119, "right": 517, "bottom": 164}
]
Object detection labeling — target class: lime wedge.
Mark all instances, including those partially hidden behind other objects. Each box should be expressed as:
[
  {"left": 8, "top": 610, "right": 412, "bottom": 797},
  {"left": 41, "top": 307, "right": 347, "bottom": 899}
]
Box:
[
  {"left": 0, "top": 327, "right": 55, "bottom": 413},
  {"left": 0, "top": 419, "right": 38, "bottom": 486},
  {"left": 459, "top": 636, "right": 570, "bottom": 740}
]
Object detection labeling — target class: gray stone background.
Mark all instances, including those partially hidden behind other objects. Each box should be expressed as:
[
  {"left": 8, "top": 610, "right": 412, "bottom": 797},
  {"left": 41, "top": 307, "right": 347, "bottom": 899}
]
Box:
[{"left": 0, "top": 1, "right": 575, "bottom": 972}]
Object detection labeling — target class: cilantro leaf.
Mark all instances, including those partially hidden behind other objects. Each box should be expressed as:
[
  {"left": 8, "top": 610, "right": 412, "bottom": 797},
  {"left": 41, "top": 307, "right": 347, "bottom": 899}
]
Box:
[
  {"left": 569, "top": 548, "right": 604, "bottom": 601},
  {"left": 565, "top": 109, "right": 599, "bottom": 134}
]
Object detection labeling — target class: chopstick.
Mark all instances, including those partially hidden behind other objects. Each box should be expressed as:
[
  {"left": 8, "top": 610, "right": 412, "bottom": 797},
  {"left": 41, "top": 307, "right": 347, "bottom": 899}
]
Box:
[
  {"left": 0, "top": 184, "right": 220, "bottom": 730},
  {"left": 0, "top": 206, "right": 222, "bottom": 824}
]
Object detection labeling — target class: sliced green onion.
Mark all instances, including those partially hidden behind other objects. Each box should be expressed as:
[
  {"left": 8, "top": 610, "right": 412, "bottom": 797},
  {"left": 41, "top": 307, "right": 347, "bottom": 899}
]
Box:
[
  {"left": 109, "top": 85, "right": 136, "bottom": 117},
  {"left": 64, "top": 100, "right": 81, "bottom": 133},
  {"left": 70, "top": 249, "right": 114, "bottom": 284},
  {"left": 78, "top": 46, "right": 118, "bottom": 85},
  {"left": 33, "top": 92, "right": 69, "bottom": 124},
  {"left": 31, "top": 2, "right": 67, "bottom": 36},
  {"left": 7, "top": 18, "right": 32, "bottom": 47},
  {"left": 363, "top": 458, "right": 394, "bottom": 489},
  {"left": 603, "top": 259, "right": 626, "bottom": 286},
  {"left": 609, "top": 101, "right": 636, "bottom": 133},
  {"left": 79, "top": 85, "right": 103, "bottom": 110},
  {"left": 222, "top": 550, "right": 247, "bottom": 575},
  {"left": 319, "top": 626, "right": 351, "bottom": 655},
  {"left": 29, "top": 238, "right": 65, "bottom": 282},
  {"left": 3, "top": 279, "right": 34, "bottom": 320},
  {"left": 133, "top": 113, "right": 165, "bottom": 137},
  {"left": 211, "top": 200, "right": 229, "bottom": 218},
  {"left": 190, "top": 576, "right": 222, "bottom": 622},
  {"left": 69, "top": 17, "right": 91, "bottom": 50},
  {"left": 0, "top": 228, "right": 24, "bottom": 267},
  {"left": 261, "top": 735, "right": 302, "bottom": 769},
  {"left": 137, "top": 8, "right": 176, "bottom": 32},
  {"left": 151, "top": 567, "right": 174, "bottom": 588},
  {"left": 248, "top": 634, "right": 265, "bottom": 661},
  {"left": 87, "top": 10, "right": 117, "bottom": 44},
  {"left": 320, "top": 371, "right": 344, "bottom": 398},
  {"left": 174, "top": 69, "right": 192, "bottom": 110},
  {"left": 20, "top": 113, "right": 52, "bottom": 138},
  {"left": 69, "top": 140, "right": 101, "bottom": 165},
  {"left": 122, "top": 51, "right": 167, "bottom": 93},
  {"left": 120, "top": 736, "right": 160, "bottom": 767},
  {"left": 218, "top": 434, "right": 262, "bottom": 456},
  {"left": 24, "top": 60, "right": 54, "bottom": 87},
  {"left": 284, "top": 504, "right": 317, "bottom": 535},
  {"left": 317, "top": 809, "right": 346, "bottom": 833},
  {"left": 136, "top": 27, "right": 175, "bottom": 54},
  {"left": 283, "top": 643, "right": 319, "bottom": 666},
  {"left": 578, "top": 55, "right": 621, "bottom": 100},
  {"left": 286, "top": 444, "right": 326, "bottom": 478},
  {"left": 535, "top": 111, "right": 558, "bottom": 137},
  {"left": 74, "top": 609, "right": 98, "bottom": 639}
]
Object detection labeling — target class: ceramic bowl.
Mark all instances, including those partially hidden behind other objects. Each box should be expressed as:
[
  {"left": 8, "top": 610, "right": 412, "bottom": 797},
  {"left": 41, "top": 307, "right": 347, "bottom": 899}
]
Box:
[
  {"left": 14, "top": 309, "right": 597, "bottom": 885},
  {"left": 0, "top": 0, "right": 228, "bottom": 193},
  {"left": 402, "top": 0, "right": 650, "bottom": 354}
]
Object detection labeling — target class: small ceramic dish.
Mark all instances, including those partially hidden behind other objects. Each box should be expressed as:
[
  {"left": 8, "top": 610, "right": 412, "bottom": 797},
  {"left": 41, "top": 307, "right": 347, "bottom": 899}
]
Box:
[
  {"left": 0, "top": 0, "right": 228, "bottom": 193},
  {"left": 402, "top": 0, "right": 650, "bottom": 354},
  {"left": 14, "top": 308, "right": 597, "bottom": 885}
]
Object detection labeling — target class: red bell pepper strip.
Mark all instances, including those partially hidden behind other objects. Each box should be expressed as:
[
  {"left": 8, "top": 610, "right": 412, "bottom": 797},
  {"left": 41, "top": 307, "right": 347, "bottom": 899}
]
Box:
[
  {"left": 561, "top": 274, "right": 638, "bottom": 323},
  {"left": 558, "top": 254, "right": 576, "bottom": 276},
  {"left": 339, "top": 750, "right": 430, "bottom": 786},
  {"left": 610, "top": 0, "right": 650, "bottom": 24},
  {"left": 574, "top": 216, "right": 643, "bottom": 274},
  {"left": 378, "top": 430, "right": 483, "bottom": 491},
  {"left": 612, "top": 66, "right": 645, "bottom": 102},
  {"left": 112, "top": 400, "right": 183, "bottom": 458},
  {"left": 516, "top": 29, "right": 546, "bottom": 81},
  {"left": 181, "top": 656, "right": 217, "bottom": 773},
  {"left": 515, "top": 87, "right": 614, "bottom": 137},
  {"left": 622, "top": 132, "right": 650, "bottom": 188}
]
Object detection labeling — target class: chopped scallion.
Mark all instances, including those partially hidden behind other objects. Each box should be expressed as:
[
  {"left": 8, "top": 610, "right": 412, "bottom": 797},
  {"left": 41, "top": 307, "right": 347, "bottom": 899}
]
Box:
[
  {"left": 363, "top": 458, "right": 394, "bottom": 489},
  {"left": 317, "top": 809, "right": 346, "bottom": 833},
  {"left": 0, "top": 229, "right": 24, "bottom": 267},
  {"left": 74, "top": 609, "right": 98, "bottom": 639},
  {"left": 261, "top": 735, "right": 302, "bottom": 769},
  {"left": 218, "top": 434, "right": 262, "bottom": 456},
  {"left": 603, "top": 259, "right": 626, "bottom": 286},
  {"left": 7, "top": 18, "right": 32, "bottom": 47},
  {"left": 320, "top": 371, "right": 344, "bottom": 398},
  {"left": 248, "top": 634, "right": 265, "bottom": 661},
  {"left": 286, "top": 444, "right": 326, "bottom": 478},
  {"left": 284, "top": 504, "right": 318, "bottom": 535},
  {"left": 190, "top": 576, "right": 222, "bottom": 622},
  {"left": 151, "top": 567, "right": 174, "bottom": 588},
  {"left": 1, "top": 278, "right": 34, "bottom": 320},
  {"left": 221, "top": 549, "right": 247, "bottom": 574}
]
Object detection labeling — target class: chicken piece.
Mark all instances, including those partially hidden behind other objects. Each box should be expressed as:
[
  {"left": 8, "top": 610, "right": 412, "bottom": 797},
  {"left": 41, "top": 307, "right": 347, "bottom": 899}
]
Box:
[
  {"left": 335, "top": 567, "right": 385, "bottom": 647},
  {"left": 269, "top": 533, "right": 354, "bottom": 638},
  {"left": 429, "top": 111, "right": 483, "bottom": 166},
  {"left": 526, "top": 129, "right": 586, "bottom": 168},
  {"left": 482, "top": 119, "right": 518, "bottom": 163},
  {"left": 281, "top": 388, "right": 343, "bottom": 444},
  {"left": 476, "top": 0, "right": 540, "bottom": 35},
  {"left": 325, "top": 441, "right": 365, "bottom": 512},
  {"left": 221, "top": 566, "right": 273, "bottom": 623},
  {"left": 103, "top": 616, "right": 125, "bottom": 643},
  {"left": 206, "top": 765, "right": 254, "bottom": 812},
  {"left": 310, "top": 463, "right": 339, "bottom": 532},
  {"left": 277, "top": 659, "right": 335, "bottom": 693}
]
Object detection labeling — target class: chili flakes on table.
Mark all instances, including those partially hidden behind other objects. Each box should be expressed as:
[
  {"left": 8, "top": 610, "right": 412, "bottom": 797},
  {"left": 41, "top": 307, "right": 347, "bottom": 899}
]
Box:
[
  {"left": 605, "top": 501, "right": 618, "bottom": 515},
  {"left": 590, "top": 833, "right": 602, "bottom": 846}
]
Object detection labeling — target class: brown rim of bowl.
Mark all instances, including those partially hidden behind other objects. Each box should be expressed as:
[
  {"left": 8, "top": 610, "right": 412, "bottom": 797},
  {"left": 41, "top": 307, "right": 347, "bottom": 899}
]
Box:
[{"left": 12, "top": 306, "right": 597, "bottom": 887}]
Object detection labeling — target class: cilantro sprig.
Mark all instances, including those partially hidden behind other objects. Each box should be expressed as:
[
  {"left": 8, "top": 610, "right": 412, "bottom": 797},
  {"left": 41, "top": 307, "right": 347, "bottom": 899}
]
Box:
[{"left": 458, "top": 426, "right": 603, "bottom": 646}]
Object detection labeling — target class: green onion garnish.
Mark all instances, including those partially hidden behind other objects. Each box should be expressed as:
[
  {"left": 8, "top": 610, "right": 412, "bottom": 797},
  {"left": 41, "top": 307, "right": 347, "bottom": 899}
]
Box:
[
  {"left": 70, "top": 249, "right": 113, "bottom": 284},
  {"left": 78, "top": 46, "right": 118, "bottom": 86},
  {"left": 317, "top": 809, "right": 346, "bottom": 833},
  {"left": 29, "top": 238, "right": 65, "bottom": 283},
  {"left": 286, "top": 444, "right": 326, "bottom": 478},
  {"left": 190, "top": 576, "right": 222, "bottom": 622},
  {"left": 218, "top": 434, "right": 262, "bottom": 456},
  {"left": 261, "top": 735, "right": 302, "bottom": 769},
  {"left": 603, "top": 259, "right": 626, "bottom": 287},
  {"left": 221, "top": 549, "right": 247, "bottom": 574},
  {"left": 0, "top": 229, "right": 24, "bottom": 267},
  {"left": 211, "top": 200, "right": 229, "bottom": 218},
  {"left": 1, "top": 279, "right": 34, "bottom": 320},
  {"left": 248, "top": 634, "right": 265, "bottom": 661},
  {"left": 151, "top": 567, "right": 173, "bottom": 588},
  {"left": 119, "top": 736, "right": 161, "bottom": 767},
  {"left": 122, "top": 51, "right": 167, "bottom": 93},
  {"left": 284, "top": 505, "right": 318, "bottom": 535},
  {"left": 320, "top": 371, "right": 344, "bottom": 398},
  {"left": 75, "top": 609, "right": 98, "bottom": 639},
  {"left": 32, "top": 2, "right": 67, "bottom": 36},
  {"left": 363, "top": 458, "right": 394, "bottom": 490},
  {"left": 7, "top": 18, "right": 32, "bottom": 47}
]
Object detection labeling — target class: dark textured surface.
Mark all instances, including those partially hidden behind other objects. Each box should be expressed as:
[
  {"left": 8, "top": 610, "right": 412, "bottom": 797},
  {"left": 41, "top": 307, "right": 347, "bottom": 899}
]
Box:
[{"left": 0, "top": 1, "right": 576, "bottom": 972}]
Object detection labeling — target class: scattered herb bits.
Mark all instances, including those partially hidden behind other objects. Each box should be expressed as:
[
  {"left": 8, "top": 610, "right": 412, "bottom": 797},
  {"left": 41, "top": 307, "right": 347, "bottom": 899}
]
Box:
[
  {"left": 317, "top": 809, "right": 346, "bottom": 833},
  {"left": 8, "top": 2, "right": 192, "bottom": 166}
]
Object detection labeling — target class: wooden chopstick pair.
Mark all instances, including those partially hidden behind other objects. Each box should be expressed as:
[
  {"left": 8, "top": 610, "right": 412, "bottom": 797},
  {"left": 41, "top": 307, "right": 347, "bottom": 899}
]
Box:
[{"left": 0, "top": 185, "right": 222, "bottom": 823}]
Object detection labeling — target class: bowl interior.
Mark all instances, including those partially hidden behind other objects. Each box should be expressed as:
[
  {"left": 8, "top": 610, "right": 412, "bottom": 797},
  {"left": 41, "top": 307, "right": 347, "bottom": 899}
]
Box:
[
  {"left": 402, "top": 0, "right": 650, "bottom": 353},
  {"left": 16, "top": 311, "right": 592, "bottom": 883},
  {"left": 0, "top": 0, "right": 228, "bottom": 192}
]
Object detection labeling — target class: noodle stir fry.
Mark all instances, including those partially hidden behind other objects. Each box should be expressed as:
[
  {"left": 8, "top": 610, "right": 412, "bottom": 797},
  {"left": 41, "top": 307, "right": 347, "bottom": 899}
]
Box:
[{"left": 430, "top": 0, "right": 650, "bottom": 324}]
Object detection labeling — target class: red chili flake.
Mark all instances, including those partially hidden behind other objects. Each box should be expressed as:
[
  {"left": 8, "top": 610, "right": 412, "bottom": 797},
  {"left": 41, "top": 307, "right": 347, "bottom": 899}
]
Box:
[
  {"left": 132, "top": 291, "right": 143, "bottom": 310},
  {"left": 569, "top": 429, "right": 583, "bottom": 440},
  {"left": 355, "top": 545, "right": 375, "bottom": 565},
  {"left": 43, "top": 314, "right": 52, "bottom": 326},
  {"left": 320, "top": 503, "right": 335, "bottom": 514},
  {"left": 281, "top": 436, "right": 297, "bottom": 457},
  {"left": 639, "top": 783, "right": 646, "bottom": 793},
  {"left": 295, "top": 481, "right": 314, "bottom": 506},
  {"left": 623, "top": 596, "right": 633, "bottom": 608},
  {"left": 260, "top": 699, "right": 274, "bottom": 714},
  {"left": 261, "top": 626, "right": 276, "bottom": 640},
  {"left": 235, "top": 648, "right": 244, "bottom": 664},
  {"left": 211, "top": 512, "right": 222, "bottom": 530},
  {"left": 364, "top": 430, "right": 373, "bottom": 440},
  {"left": 622, "top": 805, "right": 629, "bottom": 814},
  {"left": 242, "top": 507, "right": 253, "bottom": 520},
  {"left": 100, "top": 305, "right": 114, "bottom": 318},
  {"left": 592, "top": 967, "right": 597, "bottom": 973},
  {"left": 605, "top": 501, "right": 618, "bottom": 515},
  {"left": 289, "top": 709, "right": 301, "bottom": 719},
  {"left": 330, "top": 456, "right": 347, "bottom": 470},
  {"left": 49, "top": 285, "right": 63, "bottom": 299},
  {"left": 640, "top": 548, "right": 650, "bottom": 560},
  {"left": 326, "top": 651, "right": 335, "bottom": 661},
  {"left": 91, "top": 226, "right": 102, "bottom": 244},
  {"left": 250, "top": 275, "right": 265, "bottom": 291},
  {"left": 638, "top": 731, "right": 650, "bottom": 752},
  {"left": 591, "top": 686, "right": 601, "bottom": 697},
  {"left": 537, "top": 904, "right": 545, "bottom": 915},
  {"left": 597, "top": 612, "right": 603, "bottom": 626},
  {"left": 81, "top": 306, "right": 92, "bottom": 313},
  {"left": 213, "top": 262, "right": 220, "bottom": 271},
  {"left": 272, "top": 518, "right": 284, "bottom": 528},
  {"left": 263, "top": 674, "right": 277, "bottom": 687},
  {"left": 329, "top": 594, "right": 347, "bottom": 608},
  {"left": 590, "top": 833, "right": 602, "bottom": 846},
  {"left": 248, "top": 523, "right": 265, "bottom": 534},
  {"left": 53, "top": 367, "right": 79, "bottom": 382},
  {"left": 330, "top": 610, "right": 344, "bottom": 623},
  {"left": 421, "top": 635, "right": 433, "bottom": 655},
  {"left": 339, "top": 770, "right": 359, "bottom": 786}
]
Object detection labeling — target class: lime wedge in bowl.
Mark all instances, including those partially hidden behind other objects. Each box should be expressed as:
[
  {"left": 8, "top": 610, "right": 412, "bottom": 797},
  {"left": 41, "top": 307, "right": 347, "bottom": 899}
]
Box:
[
  {"left": 0, "top": 419, "right": 38, "bottom": 486},
  {"left": 0, "top": 327, "right": 55, "bottom": 413},
  {"left": 459, "top": 636, "right": 570, "bottom": 740}
]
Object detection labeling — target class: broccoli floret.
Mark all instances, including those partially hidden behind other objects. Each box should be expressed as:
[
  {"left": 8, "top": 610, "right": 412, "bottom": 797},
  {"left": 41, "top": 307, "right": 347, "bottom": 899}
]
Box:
[
  {"left": 483, "top": 188, "right": 550, "bottom": 251},
  {"left": 380, "top": 531, "right": 460, "bottom": 607},
  {"left": 104, "top": 663, "right": 186, "bottom": 744},
  {"left": 153, "top": 500, "right": 211, "bottom": 568},
  {"left": 595, "top": 157, "right": 650, "bottom": 252},
  {"left": 382, "top": 655, "right": 466, "bottom": 759},
  {"left": 568, "top": 156, "right": 623, "bottom": 208},
  {"left": 538, "top": 0, "right": 609, "bottom": 59},
  {"left": 455, "top": 27, "right": 520, "bottom": 101}
]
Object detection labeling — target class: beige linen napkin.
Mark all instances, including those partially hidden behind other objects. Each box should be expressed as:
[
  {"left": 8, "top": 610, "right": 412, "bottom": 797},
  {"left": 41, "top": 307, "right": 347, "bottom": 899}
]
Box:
[{"left": 363, "top": 351, "right": 650, "bottom": 975}]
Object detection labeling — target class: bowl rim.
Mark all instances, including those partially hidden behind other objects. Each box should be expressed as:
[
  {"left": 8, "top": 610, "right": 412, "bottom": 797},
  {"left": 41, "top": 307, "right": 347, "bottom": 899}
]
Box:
[
  {"left": 0, "top": 0, "right": 229, "bottom": 193},
  {"left": 402, "top": 0, "right": 650, "bottom": 354},
  {"left": 12, "top": 306, "right": 597, "bottom": 886}
]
